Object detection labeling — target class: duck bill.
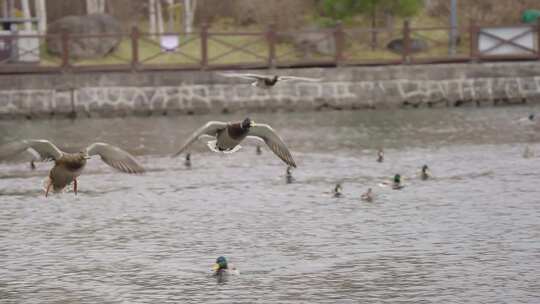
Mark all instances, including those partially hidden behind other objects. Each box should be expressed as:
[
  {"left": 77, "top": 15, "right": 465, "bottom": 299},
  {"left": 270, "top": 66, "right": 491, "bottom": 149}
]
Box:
[
  {"left": 250, "top": 120, "right": 256, "bottom": 127},
  {"left": 212, "top": 263, "right": 220, "bottom": 271}
]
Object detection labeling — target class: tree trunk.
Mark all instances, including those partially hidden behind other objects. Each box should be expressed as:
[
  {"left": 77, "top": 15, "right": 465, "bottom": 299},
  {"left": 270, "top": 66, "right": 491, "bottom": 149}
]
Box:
[
  {"left": 86, "top": 0, "right": 98, "bottom": 14},
  {"left": 183, "top": 0, "right": 197, "bottom": 34},
  {"left": 149, "top": 0, "right": 157, "bottom": 35},
  {"left": 35, "top": 0, "right": 47, "bottom": 33},
  {"left": 97, "top": 0, "right": 106, "bottom": 14},
  {"left": 156, "top": 0, "right": 164, "bottom": 34},
  {"left": 21, "top": 0, "right": 32, "bottom": 31},
  {"left": 2, "top": 0, "right": 9, "bottom": 19},
  {"left": 165, "top": 0, "right": 174, "bottom": 32}
]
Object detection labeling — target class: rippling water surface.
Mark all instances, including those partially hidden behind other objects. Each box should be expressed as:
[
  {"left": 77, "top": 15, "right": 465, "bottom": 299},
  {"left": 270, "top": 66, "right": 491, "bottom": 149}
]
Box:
[{"left": 1, "top": 106, "right": 540, "bottom": 303}]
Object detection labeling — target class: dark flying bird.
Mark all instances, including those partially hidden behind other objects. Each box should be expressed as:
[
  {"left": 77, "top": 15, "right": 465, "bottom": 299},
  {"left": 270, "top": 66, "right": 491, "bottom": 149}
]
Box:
[
  {"left": 172, "top": 118, "right": 296, "bottom": 168},
  {"left": 0, "top": 139, "right": 144, "bottom": 196},
  {"left": 219, "top": 72, "right": 321, "bottom": 88}
]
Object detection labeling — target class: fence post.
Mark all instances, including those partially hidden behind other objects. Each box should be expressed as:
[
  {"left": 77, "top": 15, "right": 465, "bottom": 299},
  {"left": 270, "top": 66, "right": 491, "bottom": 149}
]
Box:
[
  {"left": 131, "top": 26, "right": 139, "bottom": 71},
  {"left": 334, "top": 21, "right": 344, "bottom": 66},
  {"left": 200, "top": 22, "right": 208, "bottom": 69},
  {"left": 469, "top": 20, "right": 478, "bottom": 62},
  {"left": 266, "top": 23, "right": 276, "bottom": 68},
  {"left": 402, "top": 20, "right": 410, "bottom": 64},
  {"left": 61, "top": 31, "right": 70, "bottom": 70},
  {"left": 537, "top": 18, "right": 540, "bottom": 59}
]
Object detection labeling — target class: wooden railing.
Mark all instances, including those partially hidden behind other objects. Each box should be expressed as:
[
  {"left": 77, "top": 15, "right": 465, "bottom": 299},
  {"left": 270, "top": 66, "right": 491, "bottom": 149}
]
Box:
[{"left": 0, "top": 20, "right": 539, "bottom": 74}]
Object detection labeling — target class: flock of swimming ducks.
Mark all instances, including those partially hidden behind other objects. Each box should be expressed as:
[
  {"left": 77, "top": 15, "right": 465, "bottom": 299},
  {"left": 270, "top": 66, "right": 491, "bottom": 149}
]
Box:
[
  {"left": 0, "top": 72, "right": 536, "bottom": 280},
  {"left": 331, "top": 149, "right": 431, "bottom": 202}
]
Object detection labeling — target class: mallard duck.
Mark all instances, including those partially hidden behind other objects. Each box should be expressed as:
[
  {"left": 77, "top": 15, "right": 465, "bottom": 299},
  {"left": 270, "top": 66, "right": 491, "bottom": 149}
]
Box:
[
  {"left": 212, "top": 256, "right": 239, "bottom": 283},
  {"left": 523, "top": 145, "right": 535, "bottom": 158},
  {"left": 0, "top": 139, "right": 144, "bottom": 197},
  {"left": 219, "top": 72, "right": 321, "bottom": 89},
  {"left": 172, "top": 118, "right": 296, "bottom": 168},
  {"left": 361, "top": 188, "right": 373, "bottom": 202},
  {"left": 184, "top": 153, "right": 191, "bottom": 168},
  {"left": 420, "top": 165, "right": 430, "bottom": 180},
  {"left": 333, "top": 183, "right": 343, "bottom": 197},
  {"left": 377, "top": 148, "right": 384, "bottom": 163},
  {"left": 392, "top": 174, "right": 404, "bottom": 190},
  {"left": 517, "top": 113, "right": 536, "bottom": 126}
]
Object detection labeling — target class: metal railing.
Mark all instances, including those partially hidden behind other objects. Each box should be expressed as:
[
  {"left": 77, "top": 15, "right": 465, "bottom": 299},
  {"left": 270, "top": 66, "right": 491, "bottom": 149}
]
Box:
[{"left": 0, "top": 20, "right": 539, "bottom": 74}]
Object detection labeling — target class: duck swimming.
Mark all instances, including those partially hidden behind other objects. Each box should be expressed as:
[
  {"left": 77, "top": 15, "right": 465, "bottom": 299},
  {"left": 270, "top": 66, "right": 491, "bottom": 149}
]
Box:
[
  {"left": 219, "top": 72, "right": 321, "bottom": 89},
  {"left": 184, "top": 153, "right": 191, "bottom": 168},
  {"left": 392, "top": 174, "right": 404, "bottom": 190},
  {"left": 420, "top": 165, "right": 430, "bottom": 180},
  {"left": 0, "top": 139, "right": 144, "bottom": 197},
  {"left": 212, "top": 256, "right": 239, "bottom": 283},
  {"left": 172, "top": 118, "right": 296, "bottom": 168},
  {"left": 286, "top": 166, "right": 294, "bottom": 184},
  {"left": 361, "top": 188, "right": 373, "bottom": 202},
  {"left": 333, "top": 183, "right": 343, "bottom": 197},
  {"left": 377, "top": 148, "right": 384, "bottom": 163}
]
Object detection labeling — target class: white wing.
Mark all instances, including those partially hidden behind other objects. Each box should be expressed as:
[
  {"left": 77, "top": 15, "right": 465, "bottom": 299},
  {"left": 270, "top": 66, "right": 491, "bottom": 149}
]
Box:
[
  {"left": 0, "top": 139, "right": 63, "bottom": 161},
  {"left": 247, "top": 124, "right": 297, "bottom": 167},
  {"left": 86, "top": 143, "right": 145, "bottom": 174},
  {"left": 218, "top": 72, "right": 270, "bottom": 81},
  {"left": 277, "top": 76, "right": 322, "bottom": 82},
  {"left": 172, "top": 121, "right": 228, "bottom": 157}
]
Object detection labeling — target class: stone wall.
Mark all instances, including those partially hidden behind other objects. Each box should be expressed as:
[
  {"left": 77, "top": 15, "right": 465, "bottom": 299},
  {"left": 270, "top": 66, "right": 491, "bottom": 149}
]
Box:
[{"left": 1, "top": 62, "right": 539, "bottom": 119}]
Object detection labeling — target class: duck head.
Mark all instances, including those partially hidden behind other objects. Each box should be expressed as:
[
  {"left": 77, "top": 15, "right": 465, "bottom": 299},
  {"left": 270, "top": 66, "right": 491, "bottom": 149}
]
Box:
[
  {"left": 422, "top": 165, "right": 428, "bottom": 173},
  {"left": 529, "top": 113, "right": 535, "bottom": 121},
  {"left": 213, "top": 256, "right": 228, "bottom": 272},
  {"left": 241, "top": 118, "right": 254, "bottom": 130},
  {"left": 393, "top": 174, "right": 401, "bottom": 184},
  {"left": 185, "top": 153, "right": 191, "bottom": 161}
]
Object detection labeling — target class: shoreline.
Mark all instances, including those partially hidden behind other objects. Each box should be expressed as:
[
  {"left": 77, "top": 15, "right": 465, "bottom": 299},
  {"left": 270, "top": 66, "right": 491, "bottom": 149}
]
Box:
[{"left": 1, "top": 61, "right": 539, "bottom": 119}]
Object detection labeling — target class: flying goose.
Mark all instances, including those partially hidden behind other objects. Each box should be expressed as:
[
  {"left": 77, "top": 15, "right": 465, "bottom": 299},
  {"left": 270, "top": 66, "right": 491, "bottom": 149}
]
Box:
[
  {"left": 172, "top": 118, "right": 296, "bottom": 168},
  {"left": 0, "top": 139, "right": 144, "bottom": 196},
  {"left": 219, "top": 72, "right": 321, "bottom": 88}
]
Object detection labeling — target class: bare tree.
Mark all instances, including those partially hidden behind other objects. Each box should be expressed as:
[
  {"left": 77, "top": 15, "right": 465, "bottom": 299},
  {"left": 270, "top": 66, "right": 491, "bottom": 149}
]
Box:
[
  {"left": 21, "top": 0, "right": 32, "bottom": 30},
  {"left": 165, "top": 0, "right": 174, "bottom": 31},
  {"left": 35, "top": 0, "right": 47, "bottom": 33},
  {"left": 183, "top": 0, "right": 197, "bottom": 33},
  {"left": 156, "top": 0, "right": 164, "bottom": 34},
  {"left": 97, "top": 0, "right": 106, "bottom": 13},
  {"left": 86, "top": 0, "right": 98, "bottom": 14},
  {"left": 149, "top": 0, "right": 157, "bottom": 34}
]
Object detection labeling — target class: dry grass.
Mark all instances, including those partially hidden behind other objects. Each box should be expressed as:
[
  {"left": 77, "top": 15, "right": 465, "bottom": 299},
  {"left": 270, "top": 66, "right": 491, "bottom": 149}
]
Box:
[{"left": 31, "top": 9, "right": 481, "bottom": 67}]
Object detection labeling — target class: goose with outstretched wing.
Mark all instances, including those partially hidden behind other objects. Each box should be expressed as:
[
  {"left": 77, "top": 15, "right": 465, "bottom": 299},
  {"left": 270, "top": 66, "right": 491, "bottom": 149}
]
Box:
[
  {"left": 0, "top": 139, "right": 144, "bottom": 196},
  {"left": 172, "top": 118, "right": 296, "bottom": 168},
  {"left": 219, "top": 72, "right": 321, "bottom": 88}
]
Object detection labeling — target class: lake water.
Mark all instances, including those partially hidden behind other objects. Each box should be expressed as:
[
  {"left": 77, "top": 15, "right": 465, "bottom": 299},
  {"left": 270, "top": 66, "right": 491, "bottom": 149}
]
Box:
[{"left": 1, "top": 106, "right": 539, "bottom": 303}]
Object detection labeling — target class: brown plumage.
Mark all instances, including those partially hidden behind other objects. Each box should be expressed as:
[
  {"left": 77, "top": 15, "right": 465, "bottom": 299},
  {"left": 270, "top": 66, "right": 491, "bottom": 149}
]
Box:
[
  {"left": 172, "top": 118, "right": 297, "bottom": 167},
  {"left": 0, "top": 140, "right": 145, "bottom": 197}
]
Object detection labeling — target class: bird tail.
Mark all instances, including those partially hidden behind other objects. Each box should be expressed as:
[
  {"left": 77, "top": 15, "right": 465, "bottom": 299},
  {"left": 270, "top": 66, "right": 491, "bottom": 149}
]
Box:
[{"left": 206, "top": 140, "right": 242, "bottom": 154}]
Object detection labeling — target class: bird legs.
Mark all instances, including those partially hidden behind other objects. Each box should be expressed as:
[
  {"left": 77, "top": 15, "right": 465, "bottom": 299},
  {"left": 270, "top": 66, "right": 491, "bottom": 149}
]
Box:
[
  {"left": 44, "top": 178, "right": 78, "bottom": 197},
  {"left": 45, "top": 179, "right": 52, "bottom": 197}
]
